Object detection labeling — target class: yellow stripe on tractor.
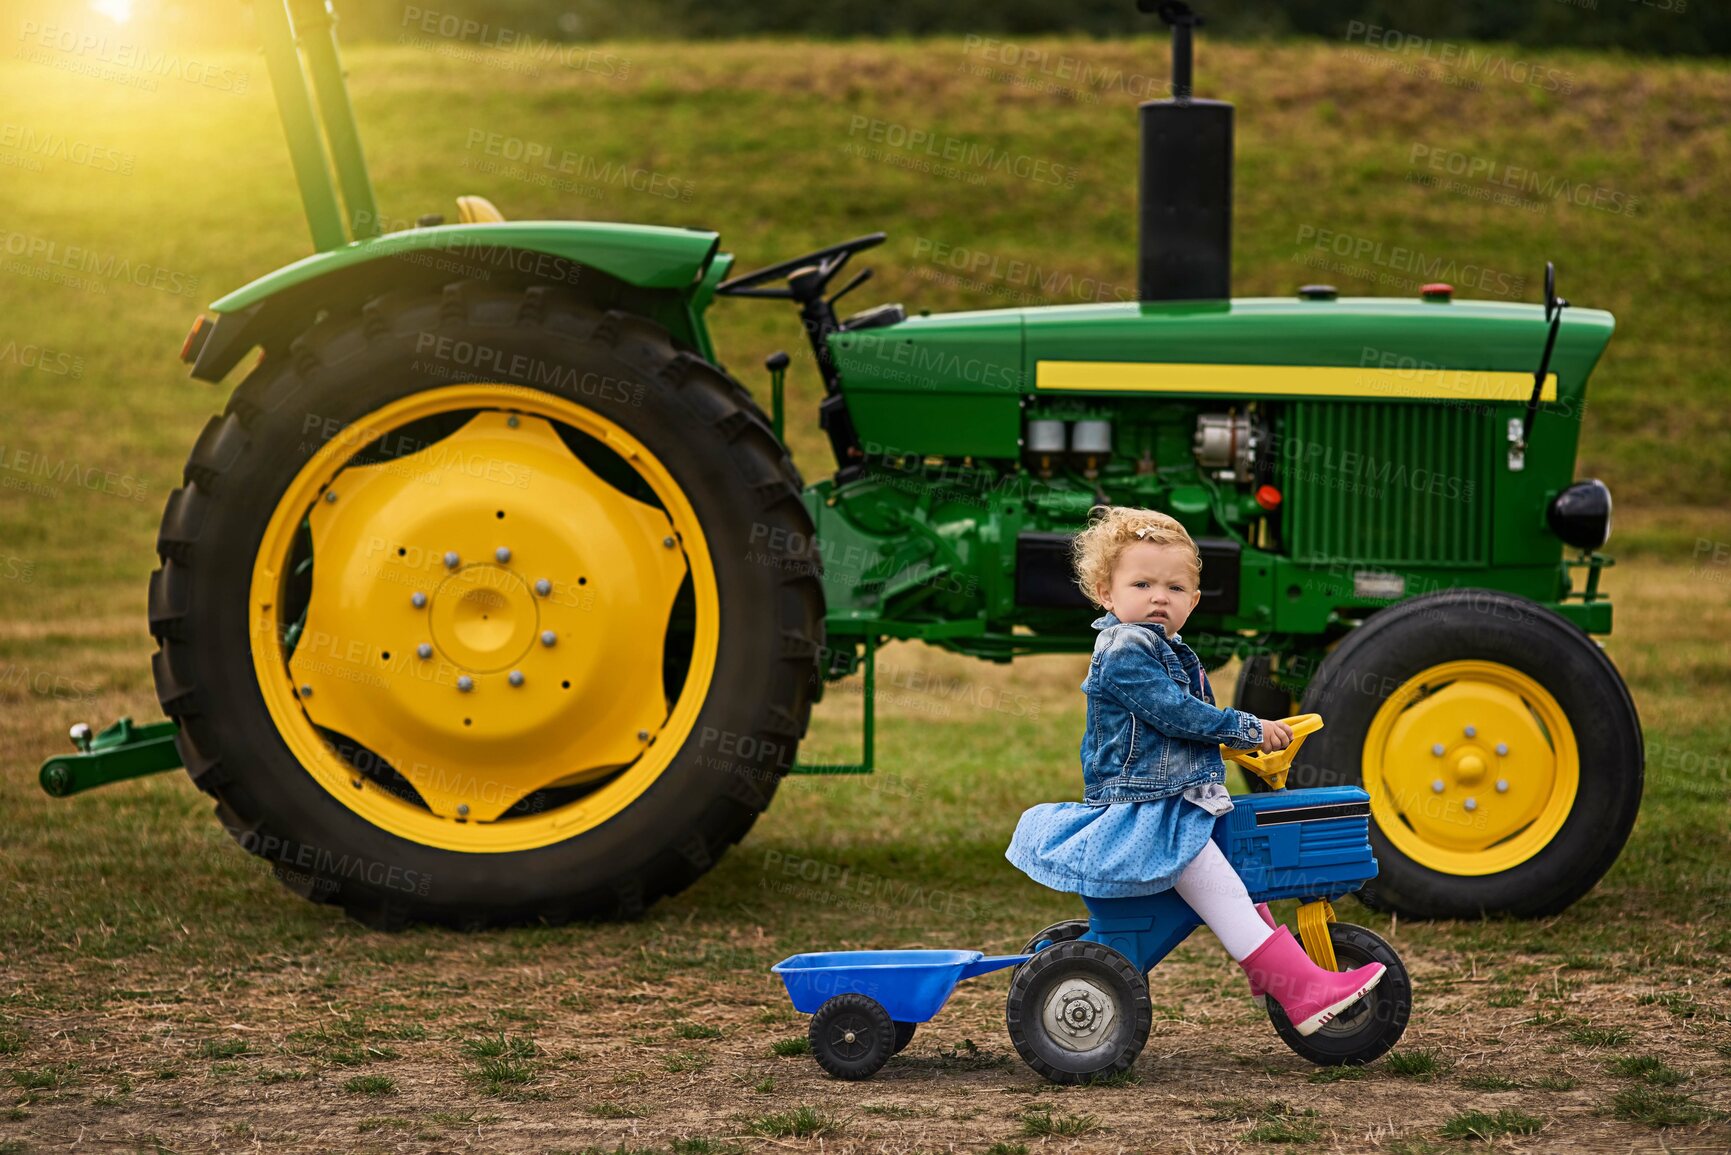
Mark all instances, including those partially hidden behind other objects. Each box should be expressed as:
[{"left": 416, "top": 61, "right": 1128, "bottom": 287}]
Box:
[{"left": 1036, "top": 361, "right": 1558, "bottom": 403}]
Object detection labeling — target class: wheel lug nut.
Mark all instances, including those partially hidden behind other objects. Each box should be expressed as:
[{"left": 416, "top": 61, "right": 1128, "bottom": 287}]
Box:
[
  {"left": 457, "top": 803, "right": 470, "bottom": 816},
  {"left": 506, "top": 415, "right": 519, "bottom": 428},
  {"left": 1464, "top": 797, "right": 1478, "bottom": 811},
  {"left": 1464, "top": 725, "right": 1477, "bottom": 738},
  {"left": 412, "top": 591, "right": 427, "bottom": 608},
  {"left": 541, "top": 630, "right": 557, "bottom": 647},
  {"left": 1431, "top": 779, "right": 1445, "bottom": 794},
  {"left": 417, "top": 643, "right": 433, "bottom": 660},
  {"left": 508, "top": 670, "right": 524, "bottom": 687},
  {"left": 1495, "top": 743, "right": 1509, "bottom": 756},
  {"left": 534, "top": 579, "right": 551, "bottom": 597},
  {"left": 662, "top": 536, "right": 676, "bottom": 549},
  {"left": 1431, "top": 743, "right": 1445, "bottom": 756},
  {"left": 495, "top": 547, "right": 512, "bottom": 563},
  {"left": 457, "top": 675, "right": 474, "bottom": 692},
  {"left": 324, "top": 491, "right": 338, "bottom": 503},
  {"left": 299, "top": 685, "right": 313, "bottom": 698},
  {"left": 1495, "top": 779, "right": 1509, "bottom": 793},
  {"left": 638, "top": 729, "right": 650, "bottom": 742},
  {"left": 444, "top": 551, "right": 460, "bottom": 569}
]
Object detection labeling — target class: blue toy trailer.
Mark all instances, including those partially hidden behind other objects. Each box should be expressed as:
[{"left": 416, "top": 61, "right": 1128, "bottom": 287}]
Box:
[
  {"left": 771, "top": 716, "right": 1412, "bottom": 1082},
  {"left": 771, "top": 950, "right": 1029, "bottom": 1078}
]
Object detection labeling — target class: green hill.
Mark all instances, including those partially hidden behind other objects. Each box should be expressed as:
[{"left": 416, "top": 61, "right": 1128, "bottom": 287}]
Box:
[{"left": 1, "top": 36, "right": 1724, "bottom": 619}]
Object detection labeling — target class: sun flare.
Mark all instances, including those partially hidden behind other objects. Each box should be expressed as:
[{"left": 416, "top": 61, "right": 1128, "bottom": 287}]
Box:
[{"left": 90, "top": 0, "right": 133, "bottom": 24}]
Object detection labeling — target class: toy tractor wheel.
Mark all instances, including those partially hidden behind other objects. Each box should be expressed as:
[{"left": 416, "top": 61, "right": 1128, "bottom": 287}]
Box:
[
  {"left": 1005, "top": 940, "right": 1151, "bottom": 1085},
  {"left": 147, "top": 284, "right": 824, "bottom": 929},
  {"left": 892, "top": 1020, "right": 918, "bottom": 1054},
  {"left": 1292, "top": 590, "right": 1642, "bottom": 919},
  {"left": 1021, "top": 918, "right": 1090, "bottom": 956},
  {"left": 1265, "top": 923, "right": 1409, "bottom": 1066},
  {"left": 809, "top": 994, "right": 896, "bottom": 1080},
  {"left": 1013, "top": 919, "right": 1090, "bottom": 980}
]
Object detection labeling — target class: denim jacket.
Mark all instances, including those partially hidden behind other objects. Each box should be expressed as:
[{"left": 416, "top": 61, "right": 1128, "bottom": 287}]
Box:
[{"left": 1080, "top": 611, "right": 1264, "bottom": 805}]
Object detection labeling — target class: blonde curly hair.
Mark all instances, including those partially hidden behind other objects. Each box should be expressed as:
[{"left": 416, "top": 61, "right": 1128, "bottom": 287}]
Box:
[{"left": 1071, "top": 506, "right": 1202, "bottom": 609}]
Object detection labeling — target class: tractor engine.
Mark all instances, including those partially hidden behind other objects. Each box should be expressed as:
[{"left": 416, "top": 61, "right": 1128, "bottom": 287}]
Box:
[{"left": 801, "top": 395, "right": 1285, "bottom": 663}]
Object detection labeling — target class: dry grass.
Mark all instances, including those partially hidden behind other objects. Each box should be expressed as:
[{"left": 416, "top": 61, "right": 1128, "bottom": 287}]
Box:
[{"left": 1, "top": 551, "right": 1727, "bottom": 1151}]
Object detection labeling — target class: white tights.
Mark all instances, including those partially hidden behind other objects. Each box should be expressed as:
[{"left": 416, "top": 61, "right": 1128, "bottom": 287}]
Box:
[{"left": 1174, "top": 839, "right": 1278, "bottom": 961}]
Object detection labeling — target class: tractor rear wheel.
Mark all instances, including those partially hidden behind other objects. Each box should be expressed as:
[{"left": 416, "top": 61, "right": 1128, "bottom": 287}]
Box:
[
  {"left": 1291, "top": 590, "right": 1642, "bottom": 919},
  {"left": 148, "top": 283, "right": 824, "bottom": 928}
]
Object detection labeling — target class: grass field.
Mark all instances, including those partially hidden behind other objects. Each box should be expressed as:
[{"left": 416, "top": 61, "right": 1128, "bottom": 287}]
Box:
[{"left": 2, "top": 27, "right": 1729, "bottom": 1154}]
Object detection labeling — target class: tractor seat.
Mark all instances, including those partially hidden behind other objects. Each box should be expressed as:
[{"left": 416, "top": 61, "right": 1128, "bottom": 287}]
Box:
[{"left": 457, "top": 195, "right": 506, "bottom": 223}]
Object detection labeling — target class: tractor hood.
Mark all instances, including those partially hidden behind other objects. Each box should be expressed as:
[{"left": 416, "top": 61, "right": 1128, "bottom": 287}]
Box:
[
  {"left": 828, "top": 295, "right": 1613, "bottom": 458},
  {"left": 1019, "top": 297, "right": 1615, "bottom": 406}
]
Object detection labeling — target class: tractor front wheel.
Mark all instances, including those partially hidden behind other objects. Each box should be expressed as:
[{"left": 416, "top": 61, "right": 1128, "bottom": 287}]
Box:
[
  {"left": 1292, "top": 589, "right": 1642, "bottom": 919},
  {"left": 148, "top": 283, "right": 824, "bottom": 928}
]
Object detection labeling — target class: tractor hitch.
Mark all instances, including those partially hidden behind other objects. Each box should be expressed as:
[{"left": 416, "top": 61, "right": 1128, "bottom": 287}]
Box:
[{"left": 38, "top": 717, "right": 183, "bottom": 798}]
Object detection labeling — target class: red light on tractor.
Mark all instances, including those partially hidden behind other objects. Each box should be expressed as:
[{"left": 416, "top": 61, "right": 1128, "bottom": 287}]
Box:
[
  {"left": 1255, "top": 485, "right": 1282, "bottom": 510},
  {"left": 180, "top": 315, "right": 211, "bottom": 364},
  {"left": 1421, "top": 282, "right": 1454, "bottom": 302}
]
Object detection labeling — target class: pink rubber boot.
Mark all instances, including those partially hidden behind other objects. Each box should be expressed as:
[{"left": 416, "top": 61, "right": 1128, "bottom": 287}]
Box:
[
  {"left": 1246, "top": 904, "right": 1278, "bottom": 1002},
  {"left": 1239, "top": 926, "right": 1385, "bottom": 1036}
]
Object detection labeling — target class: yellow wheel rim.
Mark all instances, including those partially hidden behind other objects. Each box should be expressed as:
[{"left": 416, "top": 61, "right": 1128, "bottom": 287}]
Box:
[
  {"left": 1362, "top": 660, "right": 1578, "bottom": 877},
  {"left": 249, "top": 385, "right": 719, "bottom": 852}
]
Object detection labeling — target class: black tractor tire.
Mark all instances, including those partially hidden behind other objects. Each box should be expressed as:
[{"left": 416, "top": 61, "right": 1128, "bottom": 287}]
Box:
[
  {"left": 147, "top": 283, "right": 825, "bottom": 929},
  {"left": 809, "top": 994, "right": 896, "bottom": 1080},
  {"left": 1232, "top": 653, "right": 1296, "bottom": 794},
  {"left": 1005, "top": 940, "right": 1151, "bottom": 1085},
  {"left": 1266, "top": 923, "right": 1410, "bottom": 1067},
  {"left": 1292, "top": 589, "right": 1642, "bottom": 919},
  {"left": 1233, "top": 652, "right": 1297, "bottom": 721}
]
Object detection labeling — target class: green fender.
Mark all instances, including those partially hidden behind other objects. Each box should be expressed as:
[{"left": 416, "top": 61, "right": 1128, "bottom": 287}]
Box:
[{"left": 188, "top": 220, "right": 724, "bottom": 380}]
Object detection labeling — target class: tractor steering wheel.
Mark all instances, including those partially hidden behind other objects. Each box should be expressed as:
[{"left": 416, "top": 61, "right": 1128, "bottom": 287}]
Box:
[{"left": 717, "top": 233, "right": 887, "bottom": 302}]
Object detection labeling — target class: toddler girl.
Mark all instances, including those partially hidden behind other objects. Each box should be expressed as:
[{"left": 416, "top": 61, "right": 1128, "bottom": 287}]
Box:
[{"left": 1005, "top": 506, "right": 1383, "bottom": 1035}]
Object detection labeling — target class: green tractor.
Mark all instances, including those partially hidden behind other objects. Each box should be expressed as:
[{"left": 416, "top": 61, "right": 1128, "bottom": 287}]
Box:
[{"left": 40, "top": 1, "right": 1639, "bottom": 928}]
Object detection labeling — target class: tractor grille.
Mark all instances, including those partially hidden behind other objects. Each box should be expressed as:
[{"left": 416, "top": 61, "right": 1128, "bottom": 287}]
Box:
[{"left": 1279, "top": 401, "right": 1491, "bottom": 568}]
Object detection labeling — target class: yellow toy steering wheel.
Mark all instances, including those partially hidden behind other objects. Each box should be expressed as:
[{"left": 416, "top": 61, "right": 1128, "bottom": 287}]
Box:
[{"left": 1220, "top": 714, "right": 1324, "bottom": 791}]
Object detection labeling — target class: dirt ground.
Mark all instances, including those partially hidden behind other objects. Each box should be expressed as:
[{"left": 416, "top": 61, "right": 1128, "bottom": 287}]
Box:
[
  {"left": 5, "top": 892, "right": 1729, "bottom": 1154},
  {"left": 6, "top": 544, "right": 1731, "bottom": 1152}
]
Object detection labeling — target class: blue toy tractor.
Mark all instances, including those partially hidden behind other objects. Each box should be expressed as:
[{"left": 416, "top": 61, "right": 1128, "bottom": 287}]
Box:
[{"left": 773, "top": 716, "right": 1412, "bottom": 1082}]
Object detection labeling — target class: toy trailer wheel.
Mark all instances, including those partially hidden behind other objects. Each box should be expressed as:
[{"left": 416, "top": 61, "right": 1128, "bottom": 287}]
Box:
[
  {"left": 1005, "top": 940, "right": 1151, "bottom": 1085},
  {"left": 809, "top": 994, "right": 896, "bottom": 1080},
  {"left": 892, "top": 1020, "right": 918, "bottom": 1054},
  {"left": 147, "top": 284, "right": 824, "bottom": 929},
  {"left": 1292, "top": 590, "right": 1642, "bottom": 919},
  {"left": 1265, "top": 923, "right": 1410, "bottom": 1067}
]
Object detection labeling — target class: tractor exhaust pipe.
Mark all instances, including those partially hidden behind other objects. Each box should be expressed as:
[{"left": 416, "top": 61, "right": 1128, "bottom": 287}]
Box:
[{"left": 1138, "top": 2, "right": 1233, "bottom": 302}]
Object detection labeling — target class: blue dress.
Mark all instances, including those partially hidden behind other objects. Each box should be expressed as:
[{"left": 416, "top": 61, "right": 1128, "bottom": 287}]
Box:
[
  {"left": 1005, "top": 619, "right": 1262, "bottom": 898},
  {"left": 1005, "top": 783, "right": 1233, "bottom": 898}
]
